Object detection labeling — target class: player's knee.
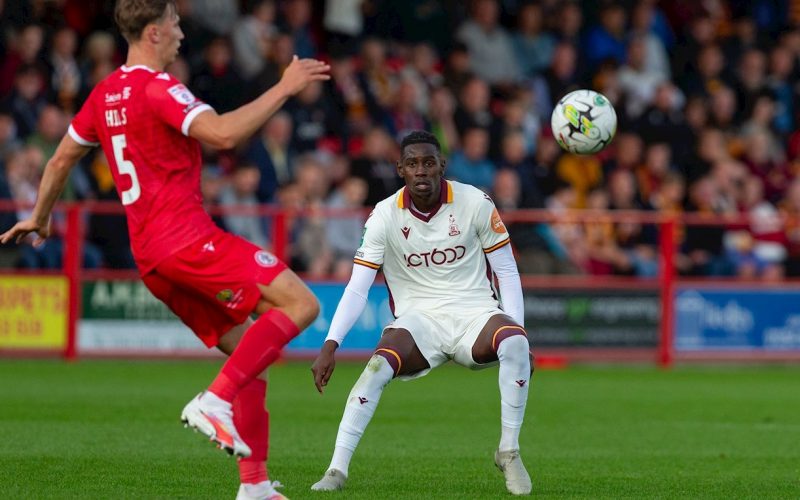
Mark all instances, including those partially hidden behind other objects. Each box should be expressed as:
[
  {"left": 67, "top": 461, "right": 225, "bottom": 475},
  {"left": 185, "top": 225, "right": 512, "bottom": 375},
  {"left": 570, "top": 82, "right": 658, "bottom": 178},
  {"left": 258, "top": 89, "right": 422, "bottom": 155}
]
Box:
[
  {"left": 497, "top": 334, "right": 530, "bottom": 365},
  {"left": 279, "top": 290, "right": 320, "bottom": 331}
]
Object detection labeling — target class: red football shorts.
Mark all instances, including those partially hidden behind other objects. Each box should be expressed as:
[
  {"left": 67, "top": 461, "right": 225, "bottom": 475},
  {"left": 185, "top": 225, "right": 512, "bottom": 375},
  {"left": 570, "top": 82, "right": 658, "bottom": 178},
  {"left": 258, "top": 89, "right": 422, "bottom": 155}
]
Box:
[{"left": 142, "top": 229, "right": 288, "bottom": 347}]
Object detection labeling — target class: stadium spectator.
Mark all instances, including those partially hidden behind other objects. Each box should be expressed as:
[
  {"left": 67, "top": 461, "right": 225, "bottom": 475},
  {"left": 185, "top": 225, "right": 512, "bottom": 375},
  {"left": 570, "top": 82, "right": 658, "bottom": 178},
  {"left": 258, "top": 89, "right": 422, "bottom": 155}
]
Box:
[
  {"left": 284, "top": 81, "right": 338, "bottom": 153},
  {"left": 454, "top": 76, "right": 493, "bottom": 134},
  {"left": 384, "top": 77, "right": 429, "bottom": 141},
  {"left": 512, "top": 2, "right": 556, "bottom": 79},
  {"left": 280, "top": 0, "right": 317, "bottom": 59},
  {"left": 246, "top": 111, "right": 295, "bottom": 203},
  {"left": 427, "top": 86, "right": 459, "bottom": 156},
  {"left": 3, "top": 64, "right": 48, "bottom": 139},
  {"left": 349, "top": 127, "right": 400, "bottom": 206},
  {"left": 325, "top": 176, "right": 368, "bottom": 280},
  {"left": 220, "top": 162, "right": 269, "bottom": 250},
  {"left": 456, "top": 0, "right": 520, "bottom": 85},
  {"left": 0, "top": 24, "right": 45, "bottom": 95},
  {"left": 232, "top": 0, "right": 277, "bottom": 81},
  {"left": 191, "top": 37, "right": 245, "bottom": 113},
  {"left": 447, "top": 127, "right": 496, "bottom": 192},
  {"left": 48, "top": 26, "right": 82, "bottom": 113},
  {"left": 583, "top": 2, "right": 627, "bottom": 70}
]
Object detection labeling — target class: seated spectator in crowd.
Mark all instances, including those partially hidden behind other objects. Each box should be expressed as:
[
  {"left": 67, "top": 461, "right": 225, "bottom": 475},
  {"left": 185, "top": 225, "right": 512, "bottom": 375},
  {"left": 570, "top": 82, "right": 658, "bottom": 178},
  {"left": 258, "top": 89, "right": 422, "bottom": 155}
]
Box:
[
  {"left": 291, "top": 157, "right": 333, "bottom": 277},
  {"left": 85, "top": 150, "right": 135, "bottom": 269},
  {"left": 512, "top": 2, "right": 555, "bottom": 80},
  {"left": 280, "top": 0, "right": 316, "bottom": 58},
  {"left": 48, "top": 26, "right": 81, "bottom": 113},
  {"left": 0, "top": 24, "right": 45, "bottom": 95},
  {"left": 454, "top": 76, "right": 494, "bottom": 134},
  {"left": 220, "top": 162, "right": 269, "bottom": 250},
  {"left": 447, "top": 127, "right": 496, "bottom": 192},
  {"left": 200, "top": 165, "right": 228, "bottom": 232},
  {"left": 350, "top": 127, "right": 401, "bottom": 206},
  {"left": 456, "top": 0, "right": 519, "bottom": 85},
  {"left": 0, "top": 110, "right": 21, "bottom": 160},
  {"left": 245, "top": 111, "right": 295, "bottom": 203},
  {"left": 356, "top": 38, "right": 398, "bottom": 111},
  {"left": 191, "top": 37, "right": 245, "bottom": 113},
  {"left": 618, "top": 35, "right": 667, "bottom": 119},
  {"left": 779, "top": 179, "right": 800, "bottom": 276},
  {"left": 384, "top": 78, "right": 429, "bottom": 142},
  {"left": 583, "top": 2, "right": 627, "bottom": 70},
  {"left": 679, "top": 176, "right": 732, "bottom": 276},
  {"left": 399, "top": 43, "right": 443, "bottom": 115},
  {"left": 725, "top": 175, "right": 786, "bottom": 280},
  {"left": 325, "top": 176, "right": 368, "bottom": 280},
  {"left": 3, "top": 64, "right": 48, "bottom": 139},
  {"left": 285, "top": 81, "right": 340, "bottom": 153},
  {"left": 231, "top": 0, "right": 276, "bottom": 81},
  {"left": 428, "top": 86, "right": 459, "bottom": 156}
]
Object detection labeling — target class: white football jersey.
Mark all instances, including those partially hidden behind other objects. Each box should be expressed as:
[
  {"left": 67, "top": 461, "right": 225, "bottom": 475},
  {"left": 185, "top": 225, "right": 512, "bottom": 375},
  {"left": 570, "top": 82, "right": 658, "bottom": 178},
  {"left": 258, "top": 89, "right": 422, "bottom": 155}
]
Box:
[{"left": 354, "top": 180, "right": 511, "bottom": 317}]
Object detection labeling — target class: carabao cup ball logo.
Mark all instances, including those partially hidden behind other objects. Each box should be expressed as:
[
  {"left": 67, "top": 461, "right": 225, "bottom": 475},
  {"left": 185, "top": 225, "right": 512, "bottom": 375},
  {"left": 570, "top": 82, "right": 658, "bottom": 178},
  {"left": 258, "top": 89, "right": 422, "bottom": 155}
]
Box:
[{"left": 254, "top": 250, "right": 277, "bottom": 267}]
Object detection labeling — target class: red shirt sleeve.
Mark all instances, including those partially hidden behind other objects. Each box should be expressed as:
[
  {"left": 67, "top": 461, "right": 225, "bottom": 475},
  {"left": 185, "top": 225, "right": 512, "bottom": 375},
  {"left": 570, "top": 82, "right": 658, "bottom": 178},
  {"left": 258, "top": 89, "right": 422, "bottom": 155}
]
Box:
[
  {"left": 68, "top": 88, "right": 100, "bottom": 146},
  {"left": 145, "top": 73, "right": 213, "bottom": 136}
]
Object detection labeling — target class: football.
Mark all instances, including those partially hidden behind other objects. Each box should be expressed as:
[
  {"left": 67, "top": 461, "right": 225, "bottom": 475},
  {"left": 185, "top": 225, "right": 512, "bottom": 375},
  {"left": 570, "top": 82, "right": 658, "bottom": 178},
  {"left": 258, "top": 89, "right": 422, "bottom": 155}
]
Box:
[{"left": 551, "top": 89, "right": 617, "bottom": 155}]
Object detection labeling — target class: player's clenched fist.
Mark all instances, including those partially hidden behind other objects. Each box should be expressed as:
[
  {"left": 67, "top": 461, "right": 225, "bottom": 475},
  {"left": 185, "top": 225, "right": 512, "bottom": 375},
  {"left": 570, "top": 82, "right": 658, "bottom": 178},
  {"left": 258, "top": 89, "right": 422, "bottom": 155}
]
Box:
[{"left": 279, "top": 55, "right": 331, "bottom": 96}]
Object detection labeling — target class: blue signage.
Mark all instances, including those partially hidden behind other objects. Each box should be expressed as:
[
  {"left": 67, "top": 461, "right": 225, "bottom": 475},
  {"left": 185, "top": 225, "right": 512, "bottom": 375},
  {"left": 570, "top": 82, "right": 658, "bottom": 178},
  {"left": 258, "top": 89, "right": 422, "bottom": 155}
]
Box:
[
  {"left": 675, "top": 288, "right": 800, "bottom": 351},
  {"left": 287, "top": 283, "right": 393, "bottom": 352}
]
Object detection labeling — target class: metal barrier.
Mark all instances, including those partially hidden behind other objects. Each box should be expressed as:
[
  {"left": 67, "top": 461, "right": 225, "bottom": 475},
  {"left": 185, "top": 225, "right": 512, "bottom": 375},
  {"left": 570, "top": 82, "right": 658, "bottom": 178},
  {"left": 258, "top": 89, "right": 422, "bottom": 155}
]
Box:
[{"left": 2, "top": 200, "right": 799, "bottom": 365}]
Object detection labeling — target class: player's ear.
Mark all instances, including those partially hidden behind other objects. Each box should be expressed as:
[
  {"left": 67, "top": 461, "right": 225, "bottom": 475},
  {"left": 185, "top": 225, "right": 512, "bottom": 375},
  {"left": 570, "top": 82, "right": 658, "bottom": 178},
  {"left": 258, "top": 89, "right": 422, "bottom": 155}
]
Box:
[
  {"left": 395, "top": 160, "right": 403, "bottom": 177},
  {"left": 440, "top": 157, "right": 446, "bottom": 173},
  {"left": 145, "top": 23, "right": 160, "bottom": 44}
]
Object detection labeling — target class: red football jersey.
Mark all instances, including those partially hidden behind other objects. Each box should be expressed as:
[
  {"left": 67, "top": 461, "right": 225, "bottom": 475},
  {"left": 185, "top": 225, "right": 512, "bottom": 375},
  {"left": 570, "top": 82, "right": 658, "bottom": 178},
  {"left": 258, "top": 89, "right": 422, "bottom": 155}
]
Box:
[{"left": 69, "top": 65, "right": 218, "bottom": 274}]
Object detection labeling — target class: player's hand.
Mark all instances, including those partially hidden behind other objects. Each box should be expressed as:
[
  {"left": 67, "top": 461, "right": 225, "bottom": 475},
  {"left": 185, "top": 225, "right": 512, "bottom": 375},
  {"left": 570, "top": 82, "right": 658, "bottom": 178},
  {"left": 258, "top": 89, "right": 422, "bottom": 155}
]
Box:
[
  {"left": 311, "top": 339, "right": 339, "bottom": 394},
  {"left": 279, "top": 55, "right": 330, "bottom": 96},
  {"left": 0, "top": 218, "right": 51, "bottom": 247}
]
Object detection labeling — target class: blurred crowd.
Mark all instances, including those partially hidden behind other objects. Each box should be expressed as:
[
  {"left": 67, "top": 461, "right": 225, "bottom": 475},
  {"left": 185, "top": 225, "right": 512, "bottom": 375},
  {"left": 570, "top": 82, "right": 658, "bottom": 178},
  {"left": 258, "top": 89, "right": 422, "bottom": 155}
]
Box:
[{"left": 2, "top": 0, "right": 800, "bottom": 280}]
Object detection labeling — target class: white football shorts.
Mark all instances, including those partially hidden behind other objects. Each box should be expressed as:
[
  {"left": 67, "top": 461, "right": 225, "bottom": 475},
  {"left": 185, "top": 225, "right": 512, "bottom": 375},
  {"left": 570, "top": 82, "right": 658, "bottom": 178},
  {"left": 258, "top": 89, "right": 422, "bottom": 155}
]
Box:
[{"left": 382, "top": 306, "right": 507, "bottom": 380}]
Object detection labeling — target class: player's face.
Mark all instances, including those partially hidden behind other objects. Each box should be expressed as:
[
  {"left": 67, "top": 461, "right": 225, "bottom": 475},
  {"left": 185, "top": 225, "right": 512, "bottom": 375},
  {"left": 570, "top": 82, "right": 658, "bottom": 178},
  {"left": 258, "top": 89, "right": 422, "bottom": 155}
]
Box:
[
  {"left": 397, "top": 143, "right": 445, "bottom": 200},
  {"left": 156, "top": 7, "right": 184, "bottom": 65}
]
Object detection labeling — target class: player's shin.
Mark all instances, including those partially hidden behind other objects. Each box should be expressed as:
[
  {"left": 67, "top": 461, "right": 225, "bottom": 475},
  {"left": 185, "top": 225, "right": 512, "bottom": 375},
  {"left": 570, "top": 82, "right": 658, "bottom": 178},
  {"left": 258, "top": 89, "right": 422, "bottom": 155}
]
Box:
[
  {"left": 496, "top": 334, "right": 531, "bottom": 452},
  {"left": 234, "top": 378, "right": 269, "bottom": 484},
  {"left": 329, "top": 354, "right": 395, "bottom": 476},
  {"left": 209, "top": 309, "right": 300, "bottom": 402}
]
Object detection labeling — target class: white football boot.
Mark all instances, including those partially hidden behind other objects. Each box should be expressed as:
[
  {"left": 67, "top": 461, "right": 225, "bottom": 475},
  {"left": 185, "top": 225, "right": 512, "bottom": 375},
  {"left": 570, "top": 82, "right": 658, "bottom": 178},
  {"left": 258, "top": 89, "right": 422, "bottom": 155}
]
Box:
[
  {"left": 310, "top": 469, "right": 347, "bottom": 491},
  {"left": 180, "top": 392, "right": 252, "bottom": 458},
  {"left": 495, "top": 449, "right": 532, "bottom": 495},
  {"left": 236, "top": 480, "right": 288, "bottom": 500}
]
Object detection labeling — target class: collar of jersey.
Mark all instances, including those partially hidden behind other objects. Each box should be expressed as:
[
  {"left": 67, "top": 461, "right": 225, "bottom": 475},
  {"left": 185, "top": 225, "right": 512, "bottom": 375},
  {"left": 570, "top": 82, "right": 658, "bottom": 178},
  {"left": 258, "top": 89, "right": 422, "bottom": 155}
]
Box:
[
  {"left": 120, "top": 64, "right": 157, "bottom": 73},
  {"left": 397, "top": 179, "right": 453, "bottom": 223}
]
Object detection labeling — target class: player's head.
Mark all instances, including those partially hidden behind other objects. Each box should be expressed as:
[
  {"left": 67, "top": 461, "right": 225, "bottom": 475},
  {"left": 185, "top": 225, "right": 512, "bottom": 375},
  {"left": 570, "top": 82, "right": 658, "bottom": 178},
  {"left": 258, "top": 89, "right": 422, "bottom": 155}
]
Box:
[
  {"left": 397, "top": 130, "right": 446, "bottom": 201},
  {"left": 115, "top": 0, "right": 182, "bottom": 65}
]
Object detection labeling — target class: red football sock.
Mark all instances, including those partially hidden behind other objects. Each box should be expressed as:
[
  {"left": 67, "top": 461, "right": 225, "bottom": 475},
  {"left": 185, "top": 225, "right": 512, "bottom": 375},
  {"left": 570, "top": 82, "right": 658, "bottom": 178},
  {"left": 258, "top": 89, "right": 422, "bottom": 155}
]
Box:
[
  {"left": 209, "top": 309, "right": 300, "bottom": 403},
  {"left": 234, "top": 378, "right": 269, "bottom": 484}
]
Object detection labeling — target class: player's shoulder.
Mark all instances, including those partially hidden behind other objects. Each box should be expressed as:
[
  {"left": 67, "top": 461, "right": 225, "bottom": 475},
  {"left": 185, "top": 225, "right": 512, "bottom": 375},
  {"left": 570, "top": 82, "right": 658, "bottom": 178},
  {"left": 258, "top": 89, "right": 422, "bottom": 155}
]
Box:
[
  {"left": 448, "top": 180, "right": 494, "bottom": 206},
  {"left": 371, "top": 191, "right": 399, "bottom": 219}
]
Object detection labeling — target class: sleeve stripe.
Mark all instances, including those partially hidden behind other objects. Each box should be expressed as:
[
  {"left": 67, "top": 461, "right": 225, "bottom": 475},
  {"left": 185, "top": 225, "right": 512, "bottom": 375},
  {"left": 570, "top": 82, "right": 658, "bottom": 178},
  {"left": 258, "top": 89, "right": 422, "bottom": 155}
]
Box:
[
  {"left": 353, "top": 258, "right": 381, "bottom": 270},
  {"left": 483, "top": 238, "right": 511, "bottom": 254},
  {"left": 181, "top": 103, "right": 213, "bottom": 136},
  {"left": 67, "top": 125, "right": 99, "bottom": 146}
]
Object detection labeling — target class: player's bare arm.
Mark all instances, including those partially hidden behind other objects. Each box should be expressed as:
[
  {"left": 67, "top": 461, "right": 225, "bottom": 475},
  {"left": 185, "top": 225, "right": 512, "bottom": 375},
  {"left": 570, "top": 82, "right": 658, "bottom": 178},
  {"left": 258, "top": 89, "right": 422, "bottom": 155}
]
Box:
[
  {"left": 188, "top": 56, "right": 330, "bottom": 150},
  {"left": 0, "top": 135, "right": 91, "bottom": 246}
]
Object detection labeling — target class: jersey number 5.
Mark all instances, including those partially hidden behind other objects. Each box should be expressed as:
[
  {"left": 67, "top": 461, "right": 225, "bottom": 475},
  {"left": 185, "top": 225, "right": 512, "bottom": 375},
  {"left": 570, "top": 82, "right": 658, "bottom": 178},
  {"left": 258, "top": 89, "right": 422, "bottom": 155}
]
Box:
[{"left": 111, "top": 134, "right": 141, "bottom": 205}]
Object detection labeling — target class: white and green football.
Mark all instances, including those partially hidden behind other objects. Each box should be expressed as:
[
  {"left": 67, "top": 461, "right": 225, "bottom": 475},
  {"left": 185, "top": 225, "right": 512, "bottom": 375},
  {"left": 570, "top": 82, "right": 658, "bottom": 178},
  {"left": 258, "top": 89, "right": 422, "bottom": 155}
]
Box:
[{"left": 551, "top": 89, "right": 617, "bottom": 155}]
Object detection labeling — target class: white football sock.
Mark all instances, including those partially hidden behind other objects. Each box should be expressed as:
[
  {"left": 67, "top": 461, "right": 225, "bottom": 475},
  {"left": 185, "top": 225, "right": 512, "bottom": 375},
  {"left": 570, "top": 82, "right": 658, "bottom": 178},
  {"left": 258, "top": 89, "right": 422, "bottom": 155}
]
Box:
[
  {"left": 497, "top": 334, "right": 531, "bottom": 451},
  {"left": 329, "top": 355, "right": 394, "bottom": 476}
]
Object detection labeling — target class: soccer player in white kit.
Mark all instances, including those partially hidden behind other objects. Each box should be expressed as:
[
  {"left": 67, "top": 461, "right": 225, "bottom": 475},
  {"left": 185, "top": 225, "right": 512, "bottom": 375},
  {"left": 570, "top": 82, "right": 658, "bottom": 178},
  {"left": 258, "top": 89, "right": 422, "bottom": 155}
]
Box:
[{"left": 310, "top": 131, "right": 532, "bottom": 495}]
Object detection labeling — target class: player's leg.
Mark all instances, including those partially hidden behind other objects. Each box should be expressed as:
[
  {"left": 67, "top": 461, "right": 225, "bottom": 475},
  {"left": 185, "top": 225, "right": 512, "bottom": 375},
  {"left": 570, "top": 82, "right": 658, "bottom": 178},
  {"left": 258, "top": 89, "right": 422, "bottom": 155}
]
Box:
[
  {"left": 312, "top": 328, "right": 430, "bottom": 491},
  {"left": 471, "top": 314, "right": 532, "bottom": 495},
  {"left": 217, "top": 323, "right": 286, "bottom": 500},
  {"left": 208, "top": 268, "right": 319, "bottom": 404}
]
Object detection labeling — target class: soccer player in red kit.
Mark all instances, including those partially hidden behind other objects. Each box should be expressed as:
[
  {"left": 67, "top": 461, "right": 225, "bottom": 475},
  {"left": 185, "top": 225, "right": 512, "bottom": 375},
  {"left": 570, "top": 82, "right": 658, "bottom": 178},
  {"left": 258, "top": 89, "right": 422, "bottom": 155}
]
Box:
[{"left": 0, "top": 1, "right": 329, "bottom": 499}]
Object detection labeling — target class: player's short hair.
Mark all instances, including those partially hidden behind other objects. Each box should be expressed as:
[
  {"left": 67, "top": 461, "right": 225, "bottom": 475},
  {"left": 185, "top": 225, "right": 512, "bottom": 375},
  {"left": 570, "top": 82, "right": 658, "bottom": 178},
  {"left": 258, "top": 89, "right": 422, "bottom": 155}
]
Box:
[
  {"left": 400, "top": 130, "right": 441, "bottom": 154},
  {"left": 115, "top": 0, "right": 176, "bottom": 42}
]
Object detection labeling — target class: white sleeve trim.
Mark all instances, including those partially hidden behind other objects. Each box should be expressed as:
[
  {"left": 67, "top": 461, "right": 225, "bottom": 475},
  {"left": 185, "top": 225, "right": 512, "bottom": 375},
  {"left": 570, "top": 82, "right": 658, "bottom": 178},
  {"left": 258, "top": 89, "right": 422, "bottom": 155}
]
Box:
[
  {"left": 485, "top": 243, "right": 524, "bottom": 327},
  {"left": 67, "top": 124, "right": 99, "bottom": 147},
  {"left": 324, "top": 264, "right": 378, "bottom": 346},
  {"left": 181, "top": 103, "right": 213, "bottom": 136}
]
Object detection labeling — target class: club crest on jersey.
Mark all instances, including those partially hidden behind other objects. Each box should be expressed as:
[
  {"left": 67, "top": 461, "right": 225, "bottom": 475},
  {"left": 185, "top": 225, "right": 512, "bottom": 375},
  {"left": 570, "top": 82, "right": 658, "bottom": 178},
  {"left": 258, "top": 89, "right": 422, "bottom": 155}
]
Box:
[
  {"left": 401, "top": 226, "right": 411, "bottom": 239},
  {"left": 254, "top": 250, "right": 277, "bottom": 267},
  {"left": 216, "top": 289, "right": 234, "bottom": 302},
  {"left": 448, "top": 214, "right": 461, "bottom": 236}
]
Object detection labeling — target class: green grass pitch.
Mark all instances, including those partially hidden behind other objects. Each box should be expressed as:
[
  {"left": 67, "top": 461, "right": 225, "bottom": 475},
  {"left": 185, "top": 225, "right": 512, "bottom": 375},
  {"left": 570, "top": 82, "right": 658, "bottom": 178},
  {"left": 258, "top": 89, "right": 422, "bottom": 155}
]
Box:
[{"left": 1, "top": 360, "right": 799, "bottom": 499}]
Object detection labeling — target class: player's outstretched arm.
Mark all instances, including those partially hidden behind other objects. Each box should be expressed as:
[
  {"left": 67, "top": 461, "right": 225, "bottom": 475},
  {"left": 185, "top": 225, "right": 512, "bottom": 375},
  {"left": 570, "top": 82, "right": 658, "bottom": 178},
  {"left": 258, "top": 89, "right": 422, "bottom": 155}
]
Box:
[
  {"left": 0, "top": 135, "right": 91, "bottom": 246},
  {"left": 188, "top": 55, "right": 329, "bottom": 150},
  {"left": 311, "top": 264, "right": 378, "bottom": 393}
]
